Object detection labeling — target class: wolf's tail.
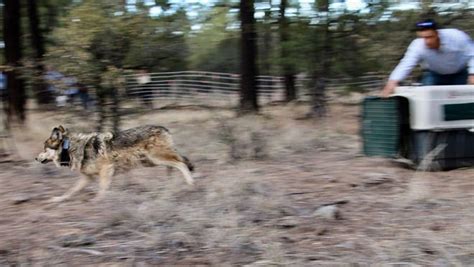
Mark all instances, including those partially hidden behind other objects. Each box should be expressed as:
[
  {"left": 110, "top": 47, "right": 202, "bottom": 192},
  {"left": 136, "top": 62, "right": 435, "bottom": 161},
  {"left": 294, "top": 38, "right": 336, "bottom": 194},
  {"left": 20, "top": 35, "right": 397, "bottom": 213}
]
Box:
[{"left": 182, "top": 156, "right": 194, "bottom": 172}]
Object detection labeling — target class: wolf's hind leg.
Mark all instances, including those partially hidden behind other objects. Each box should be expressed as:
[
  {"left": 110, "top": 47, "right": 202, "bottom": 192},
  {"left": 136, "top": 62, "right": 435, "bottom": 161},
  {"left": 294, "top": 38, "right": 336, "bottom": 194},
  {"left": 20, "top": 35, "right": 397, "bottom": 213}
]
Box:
[
  {"left": 147, "top": 154, "right": 194, "bottom": 185},
  {"left": 95, "top": 164, "right": 115, "bottom": 201},
  {"left": 47, "top": 175, "right": 92, "bottom": 203},
  {"left": 165, "top": 161, "right": 194, "bottom": 185}
]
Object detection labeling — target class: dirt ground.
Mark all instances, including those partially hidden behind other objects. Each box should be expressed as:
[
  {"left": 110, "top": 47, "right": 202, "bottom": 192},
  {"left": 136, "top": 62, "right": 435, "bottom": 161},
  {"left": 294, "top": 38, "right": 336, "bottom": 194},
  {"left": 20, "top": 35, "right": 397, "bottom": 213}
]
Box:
[{"left": 0, "top": 102, "right": 473, "bottom": 266}]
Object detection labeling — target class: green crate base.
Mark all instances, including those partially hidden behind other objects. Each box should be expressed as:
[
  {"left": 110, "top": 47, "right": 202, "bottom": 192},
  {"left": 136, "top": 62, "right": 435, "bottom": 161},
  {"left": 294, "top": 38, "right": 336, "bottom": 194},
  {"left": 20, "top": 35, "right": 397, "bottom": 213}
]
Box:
[
  {"left": 409, "top": 130, "right": 474, "bottom": 171},
  {"left": 362, "top": 97, "right": 400, "bottom": 158},
  {"left": 361, "top": 96, "right": 474, "bottom": 171}
]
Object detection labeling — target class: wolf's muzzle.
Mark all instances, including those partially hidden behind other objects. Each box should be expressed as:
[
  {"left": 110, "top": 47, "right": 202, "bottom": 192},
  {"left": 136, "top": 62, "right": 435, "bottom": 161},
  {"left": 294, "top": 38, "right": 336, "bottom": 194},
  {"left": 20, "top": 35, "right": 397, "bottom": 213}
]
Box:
[{"left": 35, "top": 157, "right": 49, "bottom": 164}]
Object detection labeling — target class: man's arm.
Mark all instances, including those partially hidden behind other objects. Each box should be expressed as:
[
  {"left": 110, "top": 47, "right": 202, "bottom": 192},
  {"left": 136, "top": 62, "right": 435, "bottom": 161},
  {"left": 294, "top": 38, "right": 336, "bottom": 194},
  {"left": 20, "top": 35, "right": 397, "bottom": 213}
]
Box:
[
  {"left": 381, "top": 80, "right": 399, "bottom": 98},
  {"left": 461, "top": 30, "right": 474, "bottom": 84},
  {"left": 380, "top": 40, "right": 421, "bottom": 97},
  {"left": 468, "top": 44, "right": 474, "bottom": 84}
]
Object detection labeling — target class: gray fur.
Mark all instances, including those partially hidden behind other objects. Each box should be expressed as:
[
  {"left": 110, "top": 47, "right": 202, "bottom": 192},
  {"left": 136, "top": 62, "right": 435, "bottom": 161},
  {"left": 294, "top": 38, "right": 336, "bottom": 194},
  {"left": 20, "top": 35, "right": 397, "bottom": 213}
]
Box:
[{"left": 109, "top": 125, "right": 169, "bottom": 149}]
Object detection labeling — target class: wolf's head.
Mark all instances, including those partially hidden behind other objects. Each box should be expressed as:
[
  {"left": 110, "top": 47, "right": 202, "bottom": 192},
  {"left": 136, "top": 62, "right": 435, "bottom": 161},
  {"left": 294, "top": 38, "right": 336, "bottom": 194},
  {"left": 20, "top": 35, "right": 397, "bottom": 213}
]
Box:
[{"left": 35, "top": 125, "right": 68, "bottom": 166}]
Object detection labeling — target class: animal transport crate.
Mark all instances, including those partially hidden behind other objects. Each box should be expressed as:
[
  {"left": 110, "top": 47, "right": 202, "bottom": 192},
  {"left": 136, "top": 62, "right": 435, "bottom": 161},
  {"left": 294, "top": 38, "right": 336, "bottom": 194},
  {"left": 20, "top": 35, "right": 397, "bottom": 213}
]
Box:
[{"left": 362, "top": 85, "right": 474, "bottom": 170}]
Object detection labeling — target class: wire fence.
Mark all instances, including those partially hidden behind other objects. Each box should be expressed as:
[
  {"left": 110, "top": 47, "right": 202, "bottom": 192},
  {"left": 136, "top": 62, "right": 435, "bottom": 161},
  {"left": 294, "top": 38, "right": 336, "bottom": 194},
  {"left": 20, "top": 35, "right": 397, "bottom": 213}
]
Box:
[
  {"left": 28, "top": 70, "right": 386, "bottom": 112},
  {"left": 120, "top": 70, "right": 385, "bottom": 109}
]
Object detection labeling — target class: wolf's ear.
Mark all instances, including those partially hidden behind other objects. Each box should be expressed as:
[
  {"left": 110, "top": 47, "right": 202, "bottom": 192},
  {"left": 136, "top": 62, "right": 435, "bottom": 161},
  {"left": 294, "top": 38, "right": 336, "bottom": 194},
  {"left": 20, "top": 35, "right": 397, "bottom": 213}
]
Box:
[
  {"left": 58, "top": 125, "right": 66, "bottom": 133},
  {"left": 50, "top": 126, "right": 63, "bottom": 140}
]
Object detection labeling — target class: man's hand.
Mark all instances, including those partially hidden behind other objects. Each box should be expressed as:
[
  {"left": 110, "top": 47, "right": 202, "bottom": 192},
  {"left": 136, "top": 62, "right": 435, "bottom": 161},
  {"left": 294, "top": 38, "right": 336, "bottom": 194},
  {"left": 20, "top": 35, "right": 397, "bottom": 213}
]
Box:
[
  {"left": 469, "top": 75, "right": 474, "bottom": 85},
  {"left": 380, "top": 80, "right": 399, "bottom": 98}
]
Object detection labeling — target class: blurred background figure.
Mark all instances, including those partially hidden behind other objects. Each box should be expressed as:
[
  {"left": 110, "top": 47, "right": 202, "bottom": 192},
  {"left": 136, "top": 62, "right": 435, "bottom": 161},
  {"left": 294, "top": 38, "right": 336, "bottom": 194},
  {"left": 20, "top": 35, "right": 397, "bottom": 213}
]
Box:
[
  {"left": 136, "top": 69, "right": 153, "bottom": 109},
  {"left": 0, "top": 71, "right": 14, "bottom": 160},
  {"left": 44, "top": 65, "right": 66, "bottom": 107},
  {"left": 0, "top": 71, "right": 5, "bottom": 99},
  {"left": 63, "top": 76, "right": 79, "bottom": 105},
  {"left": 77, "top": 82, "right": 90, "bottom": 110}
]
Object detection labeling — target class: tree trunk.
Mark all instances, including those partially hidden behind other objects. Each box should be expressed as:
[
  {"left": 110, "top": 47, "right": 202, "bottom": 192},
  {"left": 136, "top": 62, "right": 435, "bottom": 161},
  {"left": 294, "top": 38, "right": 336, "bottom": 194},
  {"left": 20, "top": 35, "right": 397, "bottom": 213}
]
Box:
[
  {"left": 261, "top": 0, "right": 272, "bottom": 75},
  {"left": 279, "top": 0, "right": 296, "bottom": 102},
  {"left": 96, "top": 91, "right": 106, "bottom": 132},
  {"left": 27, "top": 0, "right": 52, "bottom": 104},
  {"left": 284, "top": 73, "right": 296, "bottom": 101},
  {"left": 4, "top": 0, "right": 26, "bottom": 123},
  {"left": 45, "top": 2, "right": 56, "bottom": 31},
  {"left": 310, "top": 77, "right": 327, "bottom": 117},
  {"left": 111, "top": 88, "right": 120, "bottom": 134},
  {"left": 239, "top": 0, "right": 258, "bottom": 114},
  {"left": 310, "top": 29, "right": 330, "bottom": 117},
  {"left": 95, "top": 89, "right": 120, "bottom": 133},
  {"left": 26, "top": 0, "right": 45, "bottom": 61},
  {"left": 309, "top": 0, "right": 330, "bottom": 118}
]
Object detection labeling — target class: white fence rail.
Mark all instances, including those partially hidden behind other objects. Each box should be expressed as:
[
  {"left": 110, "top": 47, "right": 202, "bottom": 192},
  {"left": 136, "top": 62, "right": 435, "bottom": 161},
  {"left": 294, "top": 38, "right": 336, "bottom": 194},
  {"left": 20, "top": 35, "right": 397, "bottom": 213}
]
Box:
[{"left": 122, "top": 70, "right": 385, "bottom": 108}]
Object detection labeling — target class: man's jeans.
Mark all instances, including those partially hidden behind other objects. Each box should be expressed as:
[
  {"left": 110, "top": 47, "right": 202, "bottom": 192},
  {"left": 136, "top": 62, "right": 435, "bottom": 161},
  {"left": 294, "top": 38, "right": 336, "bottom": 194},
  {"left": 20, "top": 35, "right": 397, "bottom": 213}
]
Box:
[{"left": 421, "top": 68, "right": 468, "bottom": 85}]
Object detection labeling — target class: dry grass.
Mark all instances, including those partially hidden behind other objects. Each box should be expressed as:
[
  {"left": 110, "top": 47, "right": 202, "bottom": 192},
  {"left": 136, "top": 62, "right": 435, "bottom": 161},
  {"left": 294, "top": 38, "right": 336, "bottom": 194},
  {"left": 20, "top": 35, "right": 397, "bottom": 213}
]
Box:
[{"left": 0, "top": 102, "right": 473, "bottom": 266}]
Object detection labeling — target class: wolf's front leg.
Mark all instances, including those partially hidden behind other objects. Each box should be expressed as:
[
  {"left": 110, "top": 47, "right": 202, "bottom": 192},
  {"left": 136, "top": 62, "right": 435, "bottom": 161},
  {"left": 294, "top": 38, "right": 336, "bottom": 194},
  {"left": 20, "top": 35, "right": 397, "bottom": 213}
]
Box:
[{"left": 47, "top": 175, "right": 92, "bottom": 203}]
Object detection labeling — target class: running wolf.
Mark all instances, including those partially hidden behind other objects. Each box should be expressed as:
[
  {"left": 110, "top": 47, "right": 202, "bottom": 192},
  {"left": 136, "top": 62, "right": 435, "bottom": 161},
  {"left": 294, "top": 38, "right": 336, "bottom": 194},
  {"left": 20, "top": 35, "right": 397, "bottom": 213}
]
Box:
[{"left": 36, "top": 125, "right": 194, "bottom": 202}]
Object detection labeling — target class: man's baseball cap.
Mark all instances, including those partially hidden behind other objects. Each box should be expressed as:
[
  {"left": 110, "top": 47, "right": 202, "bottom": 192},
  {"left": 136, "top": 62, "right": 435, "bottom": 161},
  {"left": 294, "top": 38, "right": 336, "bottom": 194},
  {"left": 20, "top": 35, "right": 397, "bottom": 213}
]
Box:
[{"left": 414, "top": 19, "right": 438, "bottom": 31}]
